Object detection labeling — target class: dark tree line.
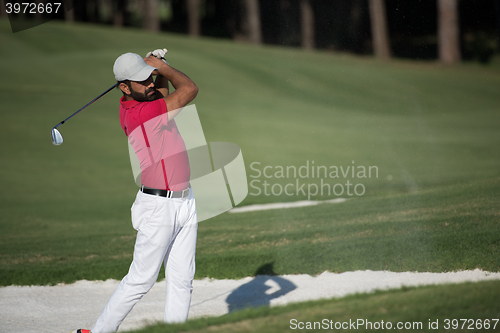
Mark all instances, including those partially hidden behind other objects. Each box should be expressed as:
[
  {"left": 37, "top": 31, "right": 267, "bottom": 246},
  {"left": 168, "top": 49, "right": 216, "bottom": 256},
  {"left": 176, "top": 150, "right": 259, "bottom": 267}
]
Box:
[{"left": 2, "top": 0, "right": 499, "bottom": 63}]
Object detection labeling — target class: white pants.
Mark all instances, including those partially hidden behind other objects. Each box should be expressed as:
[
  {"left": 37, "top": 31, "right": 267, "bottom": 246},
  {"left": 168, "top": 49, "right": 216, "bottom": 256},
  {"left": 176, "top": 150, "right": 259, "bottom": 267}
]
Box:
[{"left": 92, "top": 189, "right": 198, "bottom": 333}]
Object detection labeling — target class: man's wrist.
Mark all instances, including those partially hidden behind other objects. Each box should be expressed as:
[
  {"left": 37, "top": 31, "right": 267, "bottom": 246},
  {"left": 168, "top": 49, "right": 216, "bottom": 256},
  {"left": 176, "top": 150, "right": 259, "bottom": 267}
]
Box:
[{"left": 157, "top": 63, "right": 172, "bottom": 78}]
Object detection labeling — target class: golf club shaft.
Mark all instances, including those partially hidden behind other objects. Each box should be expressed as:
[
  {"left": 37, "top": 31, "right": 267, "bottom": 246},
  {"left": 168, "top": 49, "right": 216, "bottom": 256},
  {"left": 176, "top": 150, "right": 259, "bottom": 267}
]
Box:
[{"left": 54, "top": 83, "right": 117, "bottom": 129}]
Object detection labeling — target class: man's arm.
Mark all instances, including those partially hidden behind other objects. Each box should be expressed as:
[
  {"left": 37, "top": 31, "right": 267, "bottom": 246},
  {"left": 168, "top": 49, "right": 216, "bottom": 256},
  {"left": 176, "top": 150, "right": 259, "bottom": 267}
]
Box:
[
  {"left": 154, "top": 74, "right": 169, "bottom": 99},
  {"left": 144, "top": 56, "right": 198, "bottom": 120}
]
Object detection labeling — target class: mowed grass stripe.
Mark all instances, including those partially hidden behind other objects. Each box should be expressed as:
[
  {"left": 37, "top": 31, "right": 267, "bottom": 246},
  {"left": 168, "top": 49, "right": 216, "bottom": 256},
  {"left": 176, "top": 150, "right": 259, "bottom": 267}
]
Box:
[{"left": 196, "top": 177, "right": 500, "bottom": 278}]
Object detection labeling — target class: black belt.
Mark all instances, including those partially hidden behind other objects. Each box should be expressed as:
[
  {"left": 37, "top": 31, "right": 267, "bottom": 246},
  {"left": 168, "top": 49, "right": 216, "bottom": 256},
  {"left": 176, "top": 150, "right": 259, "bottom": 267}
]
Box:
[{"left": 141, "top": 184, "right": 191, "bottom": 199}]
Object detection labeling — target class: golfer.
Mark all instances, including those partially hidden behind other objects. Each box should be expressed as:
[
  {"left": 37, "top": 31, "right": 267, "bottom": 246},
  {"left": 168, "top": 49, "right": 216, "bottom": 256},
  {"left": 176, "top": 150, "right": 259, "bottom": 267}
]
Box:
[{"left": 73, "top": 50, "right": 198, "bottom": 333}]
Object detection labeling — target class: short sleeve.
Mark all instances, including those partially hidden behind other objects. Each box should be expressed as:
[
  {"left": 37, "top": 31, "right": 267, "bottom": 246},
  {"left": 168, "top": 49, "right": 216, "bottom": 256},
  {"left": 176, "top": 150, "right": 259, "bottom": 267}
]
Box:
[{"left": 139, "top": 99, "right": 167, "bottom": 125}]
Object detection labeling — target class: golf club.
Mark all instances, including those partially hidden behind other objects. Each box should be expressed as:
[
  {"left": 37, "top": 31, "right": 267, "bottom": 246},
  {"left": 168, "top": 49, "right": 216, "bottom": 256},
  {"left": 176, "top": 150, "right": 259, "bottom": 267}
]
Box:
[{"left": 51, "top": 83, "right": 117, "bottom": 145}]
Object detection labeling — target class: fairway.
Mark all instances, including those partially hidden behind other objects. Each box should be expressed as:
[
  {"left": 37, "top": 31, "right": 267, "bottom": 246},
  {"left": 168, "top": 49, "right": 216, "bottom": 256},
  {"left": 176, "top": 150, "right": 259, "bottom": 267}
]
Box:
[{"left": 0, "top": 18, "right": 499, "bottom": 332}]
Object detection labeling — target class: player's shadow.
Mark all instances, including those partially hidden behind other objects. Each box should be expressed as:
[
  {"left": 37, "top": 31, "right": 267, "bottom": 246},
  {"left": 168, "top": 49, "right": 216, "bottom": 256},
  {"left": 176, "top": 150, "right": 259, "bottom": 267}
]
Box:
[{"left": 225, "top": 262, "right": 297, "bottom": 312}]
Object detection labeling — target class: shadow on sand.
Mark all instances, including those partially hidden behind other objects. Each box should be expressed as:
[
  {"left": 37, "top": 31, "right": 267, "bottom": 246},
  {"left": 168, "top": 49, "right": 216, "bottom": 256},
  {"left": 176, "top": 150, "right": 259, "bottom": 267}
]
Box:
[{"left": 225, "top": 263, "right": 297, "bottom": 312}]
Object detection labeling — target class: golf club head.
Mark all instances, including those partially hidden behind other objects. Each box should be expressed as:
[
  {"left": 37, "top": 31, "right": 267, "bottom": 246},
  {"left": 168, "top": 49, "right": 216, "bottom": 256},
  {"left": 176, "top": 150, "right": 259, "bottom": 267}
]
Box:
[{"left": 51, "top": 128, "right": 63, "bottom": 146}]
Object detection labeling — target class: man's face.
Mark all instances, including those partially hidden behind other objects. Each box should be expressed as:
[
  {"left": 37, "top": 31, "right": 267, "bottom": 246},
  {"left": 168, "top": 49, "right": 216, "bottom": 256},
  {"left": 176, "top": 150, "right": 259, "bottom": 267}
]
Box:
[{"left": 127, "top": 75, "right": 158, "bottom": 102}]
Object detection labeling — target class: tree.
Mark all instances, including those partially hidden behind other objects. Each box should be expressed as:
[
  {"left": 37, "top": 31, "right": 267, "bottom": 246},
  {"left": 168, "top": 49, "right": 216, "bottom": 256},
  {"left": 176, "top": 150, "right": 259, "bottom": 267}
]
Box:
[
  {"left": 64, "top": 0, "right": 75, "bottom": 23},
  {"left": 187, "top": 0, "right": 201, "bottom": 36},
  {"left": 300, "top": 0, "right": 315, "bottom": 49},
  {"left": 349, "top": 0, "right": 367, "bottom": 54},
  {"left": 1, "top": 0, "right": 7, "bottom": 18},
  {"left": 143, "top": 0, "right": 160, "bottom": 31},
  {"left": 368, "top": 0, "right": 391, "bottom": 60},
  {"left": 242, "top": 0, "right": 262, "bottom": 44},
  {"left": 438, "top": 0, "right": 461, "bottom": 64},
  {"left": 113, "top": 0, "right": 126, "bottom": 27},
  {"left": 496, "top": 0, "right": 500, "bottom": 47}
]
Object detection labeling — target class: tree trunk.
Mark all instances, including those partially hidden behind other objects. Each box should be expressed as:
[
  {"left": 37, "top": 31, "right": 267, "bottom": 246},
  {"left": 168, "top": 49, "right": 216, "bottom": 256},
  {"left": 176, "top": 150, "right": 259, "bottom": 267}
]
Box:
[
  {"left": 93, "top": 0, "right": 101, "bottom": 22},
  {"left": 438, "top": 0, "right": 461, "bottom": 64},
  {"left": 85, "top": 0, "right": 100, "bottom": 23},
  {"left": 101, "top": 0, "right": 114, "bottom": 24},
  {"left": 1, "top": 0, "right": 7, "bottom": 18},
  {"left": 300, "top": 0, "right": 315, "bottom": 49},
  {"left": 350, "top": 0, "right": 364, "bottom": 53},
  {"left": 495, "top": 0, "right": 500, "bottom": 48},
  {"left": 113, "top": 0, "right": 126, "bottom": 27},
  {"left": 242, "top": 0, "right": 262, "bottom": 44},
  {"left": 33, "top": 1, "right": 42, "bottom": 20},
  {"left": 187, "top": 0, "right": 201, "bottom": 36},
  {"left": 65, "top": 2, "right": 75, "bottom": 23},
  {"left": 143, "top": 0, "right": 160, "bottom": 32},
  {"left": 368, "top": 0, "right": 391, "bottom": 60}
]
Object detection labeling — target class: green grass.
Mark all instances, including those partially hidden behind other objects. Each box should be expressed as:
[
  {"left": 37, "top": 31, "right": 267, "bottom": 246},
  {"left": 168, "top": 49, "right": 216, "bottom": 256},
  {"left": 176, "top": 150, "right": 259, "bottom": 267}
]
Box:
[
  {"left": 127, "top": 280, "right": 500, "bottom": 333},
  {"left": 196, "top": 178, "right": 500, "bottom": 279},
  {"left": 0, "top": 19, "right": 499, "bottom": 286}
]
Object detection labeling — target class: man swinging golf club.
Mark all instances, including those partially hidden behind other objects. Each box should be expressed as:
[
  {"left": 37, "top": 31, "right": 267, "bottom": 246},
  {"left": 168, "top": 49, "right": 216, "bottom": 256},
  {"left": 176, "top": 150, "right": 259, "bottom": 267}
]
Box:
[{"left": 72, "top": 49, "right": 198, "bottom": 333}]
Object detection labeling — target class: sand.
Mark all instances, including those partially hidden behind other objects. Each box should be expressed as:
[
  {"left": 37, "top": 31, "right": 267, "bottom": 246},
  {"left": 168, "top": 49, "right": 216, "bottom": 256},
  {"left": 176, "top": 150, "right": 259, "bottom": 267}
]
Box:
[{"left": 1, "top": 269, "right": 499, "bottom": 332}]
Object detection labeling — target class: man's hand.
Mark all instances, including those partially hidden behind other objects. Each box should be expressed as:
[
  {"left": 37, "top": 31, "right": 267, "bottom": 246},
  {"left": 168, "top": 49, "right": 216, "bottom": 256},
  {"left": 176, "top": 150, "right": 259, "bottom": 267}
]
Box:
[
  {"left": 144, "top": 55, "right": 168, "bottom": 74},
  {"left": 146, "top": 48, "right": 169, "bottom": 64}
]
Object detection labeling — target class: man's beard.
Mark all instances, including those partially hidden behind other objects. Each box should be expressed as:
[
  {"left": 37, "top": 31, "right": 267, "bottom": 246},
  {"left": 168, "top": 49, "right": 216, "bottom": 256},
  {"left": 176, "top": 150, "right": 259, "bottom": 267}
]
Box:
[{"left": 130, "top": 87, "right": 158, "bottom": 102}]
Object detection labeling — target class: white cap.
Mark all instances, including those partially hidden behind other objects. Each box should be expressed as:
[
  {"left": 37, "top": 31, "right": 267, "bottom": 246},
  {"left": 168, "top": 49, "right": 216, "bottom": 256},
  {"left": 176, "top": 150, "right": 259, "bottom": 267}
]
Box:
[{"left": 113, "top": 53, "right": 157, "bottom": 81}]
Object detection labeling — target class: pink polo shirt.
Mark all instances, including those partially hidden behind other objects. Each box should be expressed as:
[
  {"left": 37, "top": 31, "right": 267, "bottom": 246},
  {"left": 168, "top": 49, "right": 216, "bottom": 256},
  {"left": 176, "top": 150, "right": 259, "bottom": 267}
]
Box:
[{"left": 119, "top": 97, "right": 190, "bottom": 191}]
